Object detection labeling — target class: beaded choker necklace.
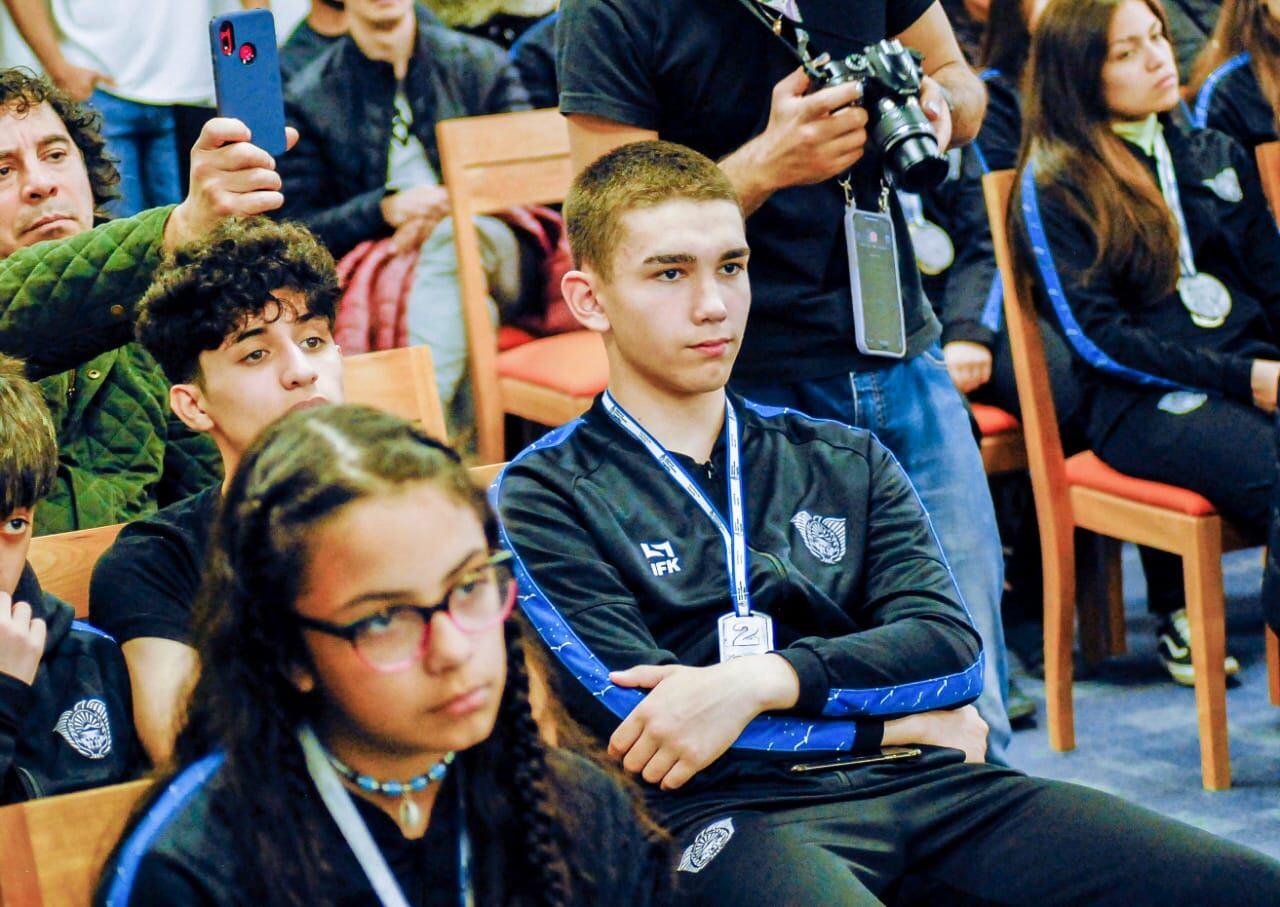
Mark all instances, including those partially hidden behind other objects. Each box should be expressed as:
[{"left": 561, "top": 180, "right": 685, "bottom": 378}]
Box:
[{"left": 324, "top": 748, "right": 456, "bottom": 830}]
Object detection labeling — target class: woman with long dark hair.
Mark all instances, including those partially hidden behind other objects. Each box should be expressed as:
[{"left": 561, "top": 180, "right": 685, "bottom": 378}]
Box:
[
  {"left": 95, "top": 405, "right": 670, "bottom": 906},
  {"left": 1013, "top": 0, "right": 1280, "bottom": 670},
  {"left": 1190, "top": 0, "right": 1280, "bottom": 150}
]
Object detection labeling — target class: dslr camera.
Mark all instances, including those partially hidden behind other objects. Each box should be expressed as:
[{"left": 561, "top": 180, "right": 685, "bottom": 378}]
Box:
[{"left": 809, "top": 38, "right": 949, "bottom": 193}]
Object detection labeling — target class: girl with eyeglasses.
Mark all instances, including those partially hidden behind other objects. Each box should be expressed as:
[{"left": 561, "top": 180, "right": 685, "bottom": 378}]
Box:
[
  {"left": 95, "top": 404, "right": 671, "bottom": 907},
  {"left": 1013, "top": 0, "right": 1280, "bottom": 665}
]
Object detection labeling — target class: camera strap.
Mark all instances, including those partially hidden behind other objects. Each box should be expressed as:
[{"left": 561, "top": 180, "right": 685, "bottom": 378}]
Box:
[{"left": 730, "top": 0, "right": 823, "bottom": 74}]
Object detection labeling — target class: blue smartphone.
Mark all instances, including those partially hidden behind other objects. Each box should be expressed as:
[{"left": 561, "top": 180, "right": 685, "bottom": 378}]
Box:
[{"left": 209, "top": 10, "right": 287, "bottom": 157}]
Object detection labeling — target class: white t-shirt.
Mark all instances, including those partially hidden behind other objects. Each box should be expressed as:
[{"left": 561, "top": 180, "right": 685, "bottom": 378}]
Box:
[{"left": 53, "top": 0, "right": 221, "bottom": 105}]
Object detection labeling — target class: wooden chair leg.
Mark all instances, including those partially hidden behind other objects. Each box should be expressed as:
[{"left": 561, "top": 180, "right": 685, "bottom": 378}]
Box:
[
  {"left": 1103, "top": 537, "right": 1126, "bottom": 656},
  {"left": 1045, "top": 530, "right": 1077, "bottom": 752},
  {"left": 1266, "top": 626, "right": 1280, "bottom": 708},
  {"left": 1076, "top": 531, "right": 1110, "bottom": 667},
  {"left": 1182, "top": 527, "right": 1230, "bottom": 790}
]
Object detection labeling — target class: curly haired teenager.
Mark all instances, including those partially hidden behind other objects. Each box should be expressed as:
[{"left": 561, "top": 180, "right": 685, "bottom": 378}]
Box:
[
  {"left": 89, "top": 216, "right": 346, "bottom": 765},
  {"left": 95, "top": 405, "right": 671, "bottom": 906}
]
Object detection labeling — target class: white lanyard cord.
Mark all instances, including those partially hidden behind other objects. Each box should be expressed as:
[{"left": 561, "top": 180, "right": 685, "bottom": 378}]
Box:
[
  {"left": 1152, "top": 129, "right": 1200, "bottom": 278},
  {"left": 601, "top": 392, "right": 754, "bottom": 617}
]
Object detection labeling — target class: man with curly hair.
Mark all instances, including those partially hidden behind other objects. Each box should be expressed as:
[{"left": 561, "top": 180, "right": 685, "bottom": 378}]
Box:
[
  {"left": 90, "top": 216, "right": 346, "bottom": 765},
  {"left": 0, "top": 67, "right": 297, "bottom": 536},
  {"left": 0, "top": 67, "right": 220, "bottom": 537}
]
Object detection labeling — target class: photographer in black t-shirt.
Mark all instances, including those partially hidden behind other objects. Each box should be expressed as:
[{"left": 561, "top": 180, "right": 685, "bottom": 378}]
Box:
[{"left": 556, "top": 0, "right": 1020, "bottom": 762}]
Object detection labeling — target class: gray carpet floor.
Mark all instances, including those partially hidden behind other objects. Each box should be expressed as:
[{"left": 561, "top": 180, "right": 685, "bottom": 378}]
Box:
[{"left": 1006, "top": 546, "right": 1280, "bottom": 860}]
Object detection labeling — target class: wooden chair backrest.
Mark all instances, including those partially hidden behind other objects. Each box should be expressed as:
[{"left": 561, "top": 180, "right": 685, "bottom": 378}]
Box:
[
  {"left": 343, "top": 345, "right": 447, "bottom": 440},
  {"left": 0, "top": 779, "right": 151, "bottom": 907},
  {"left": 26, "top": 523, "right": 124, "bottom": 619},
  {"left": 982, "top": 170, "right": 1076, "bottom": 570},
  {"left": 1257, "top": 142, "right": 1280, "bottom": 225},
  {"left": 436, "top": 108, "right": 575, "bottom": 464}
]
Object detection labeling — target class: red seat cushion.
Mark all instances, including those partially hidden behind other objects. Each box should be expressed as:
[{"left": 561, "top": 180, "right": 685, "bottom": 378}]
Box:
[
  {"left": 1065, "top": 451, "right": 1217, "bottom": 516},
  {"left": 497, "top": 326, "right": 537, "bottom": 351},
  {"left": 497, "top": 330, "right": 608, "bottom": 397},
  {"left": 972, "top": 403, "right": 1020, "bottom": 437}
]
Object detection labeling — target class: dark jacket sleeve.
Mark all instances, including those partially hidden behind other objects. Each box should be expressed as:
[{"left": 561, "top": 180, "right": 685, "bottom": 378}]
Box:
[
  {"left": 772, "top": 437, "right": 984, "bottom": 718},
  {"left": 1022, "top": 175, "right": 1255, "bottom": 400},
  {"left": 107, "top": 853, "right": 222, "bottom": 907},
  {"left": 0, "top": 672, "right": 36, "bottom": 802},
  {"left": 933, "top": 146, "right": 1002, "bottom": 350},
  {"left": 277, "top": 94, "right": 388, "bottom": 259},
  {"left": 0, "top": 207, "right": 171, "bottom": 379}
]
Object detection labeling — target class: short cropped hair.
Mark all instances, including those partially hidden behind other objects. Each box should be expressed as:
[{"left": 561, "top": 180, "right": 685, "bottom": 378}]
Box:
[
  {"left": 0, "top": 354, "right": 57, "bottom": 515},
  {"left": 564, "top": 141, "right": 741, "bottom": 280},
  {"left": 0, "top": 67, "right": 119, "bottom": 214},
  {"left": 136, "top": 217, "right": 341, "bottom": 384}
]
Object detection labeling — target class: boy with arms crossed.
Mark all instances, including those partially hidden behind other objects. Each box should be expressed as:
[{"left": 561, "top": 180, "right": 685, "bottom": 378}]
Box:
[{"left": 496, "top": 141, "right": 1280, "bottom": 904}]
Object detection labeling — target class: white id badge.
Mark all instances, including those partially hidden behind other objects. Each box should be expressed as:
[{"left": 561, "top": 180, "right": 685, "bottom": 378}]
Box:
[
  {"left": 845, "top": 206, "right": 907, "bottom": 358},
  {"left": 718, "top": 612, "right": 775, "bottom": 661}
]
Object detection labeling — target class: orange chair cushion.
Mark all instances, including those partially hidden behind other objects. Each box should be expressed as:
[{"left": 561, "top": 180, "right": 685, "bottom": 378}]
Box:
[
  {"left": 497, "top": 325, "right": 537, "bottom": 351},
  {"left": 972, "top": 403, "right": 1020, "bottom": 437},
  {"left": 1065, "top": 451, "right": 1217, "bottom": 516},
  {"left": 497, "top": 330, "right": 608, "bottom": 397}
]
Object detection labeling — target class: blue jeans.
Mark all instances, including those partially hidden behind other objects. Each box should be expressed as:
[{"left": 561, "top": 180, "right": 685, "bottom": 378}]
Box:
[
  {"left": 90, "top": 91, "right": 181, "bottom": 217},
  {"left": 733, "top": 344, "right": 1011, "bottom": 764}
]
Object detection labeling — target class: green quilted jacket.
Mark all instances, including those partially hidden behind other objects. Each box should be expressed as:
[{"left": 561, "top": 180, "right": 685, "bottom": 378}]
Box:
[{"left": 0, "top": 207, "right": 222, "bottom": 534}]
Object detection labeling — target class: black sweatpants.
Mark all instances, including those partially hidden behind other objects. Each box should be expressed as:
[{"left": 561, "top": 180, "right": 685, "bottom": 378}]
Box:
[
  {"left": 1094, "top": 392, "right": 1276, "bottom": 615},
  {"left": 666, "top": 751, "right": 1280, "bottom": 906}
]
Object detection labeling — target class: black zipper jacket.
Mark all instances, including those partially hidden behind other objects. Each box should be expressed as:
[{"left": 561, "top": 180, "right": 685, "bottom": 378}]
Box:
[
  {"left": 1193, "top": 54, "right": 1279, "bottom": 154},
  {"left": 0, "top": 564, "right": 138, "bottom": 803},
  {"left": 1018, "top": 120, "right": 1280, "bottom": 446},
  {"left": 278, "top": 15, "right": 530, "bottom": 258},
  {"left": 495, "top": 393, "right": 983, "bottom": 811}
]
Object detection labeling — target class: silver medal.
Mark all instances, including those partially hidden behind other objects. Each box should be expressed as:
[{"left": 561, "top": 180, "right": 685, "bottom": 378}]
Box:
[
  {"left": 1178, "top": 272, "right": 1232, "bottom": 329},
  {"left": 909, "top": 220, "right": 955, "bottom": 276},
  {"left": 718, "top": 612, "right": 775, "bottom": 661}
]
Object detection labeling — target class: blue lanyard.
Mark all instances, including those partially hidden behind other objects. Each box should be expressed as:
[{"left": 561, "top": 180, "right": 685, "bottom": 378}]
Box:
[
  {"left": 299, "top": 725, "right": 473, "bottom": 907},
  {"left": 601, "top": 392, "right": 755, "bottom": 617}
]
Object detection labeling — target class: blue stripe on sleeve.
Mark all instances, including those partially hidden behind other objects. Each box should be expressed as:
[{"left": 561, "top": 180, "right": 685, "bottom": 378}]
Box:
[
  {"left": 1018, "top": 164, "right": 1192, "bottom": 392},
  {"left": 104, "top": 752, "right": 225, "bottom": 906},
  {"left": 1192, "top": 53, "right": 1251, "bottom": 129}
]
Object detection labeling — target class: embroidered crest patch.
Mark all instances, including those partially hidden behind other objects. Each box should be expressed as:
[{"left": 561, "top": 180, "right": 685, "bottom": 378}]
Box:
[
  {"left": 1203, "top": 168, "right": 1243, "bottom": 203},
  {"left": 790, "top": 511, "right": 847, "bottom": 564},
  {"left": 678, "top": 817, "right": 735, "bottom": 873},
  {"left": 53, "top": 698, "right": 112, "bottom": 759},
  {"left": 1156, "top": 391, "right": 1208, "bottom": 415}
]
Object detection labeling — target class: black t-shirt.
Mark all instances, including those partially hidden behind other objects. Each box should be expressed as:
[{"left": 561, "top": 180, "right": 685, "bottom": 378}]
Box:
[
  {"left": 89, "top": 483, "right": 220, "bottom": 646},
  {"left": 557, "top": 0, "right": 941, "bottom": 384}
]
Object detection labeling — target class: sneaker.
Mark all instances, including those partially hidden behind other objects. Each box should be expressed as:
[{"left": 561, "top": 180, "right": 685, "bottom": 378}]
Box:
[{"left": 1155, "top": 608, "right": 1241, "bottom": 687}]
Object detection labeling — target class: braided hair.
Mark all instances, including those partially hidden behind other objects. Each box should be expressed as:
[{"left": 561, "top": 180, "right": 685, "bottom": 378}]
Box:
[{"left": 98, "top": 405, "right": 580, "bottom": 905}]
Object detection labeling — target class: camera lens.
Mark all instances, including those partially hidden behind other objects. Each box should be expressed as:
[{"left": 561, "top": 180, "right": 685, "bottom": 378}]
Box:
[
  {"left": 239, "top": 42, "right": 256, "bottom": 65},
  {"left": 888, "top": 137, "right": 950, "bottom": 193},
  {"left": 219, "top": 23, "right": 234, "bottom": 56}
]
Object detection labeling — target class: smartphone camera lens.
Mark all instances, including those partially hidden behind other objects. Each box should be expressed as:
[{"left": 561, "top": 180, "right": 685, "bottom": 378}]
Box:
[
  {"left": 219, "top": 22, "right": 234, "bottom": 56},
  {"left": 239, "top": 42, "right": 256, "bottom": 65}
]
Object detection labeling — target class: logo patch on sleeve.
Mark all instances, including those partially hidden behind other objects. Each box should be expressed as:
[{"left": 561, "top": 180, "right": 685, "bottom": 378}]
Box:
[
  {"left": 53, "top": 698, "right": 112, "bottom": 759},
  {"left": 790, "top": 511, "right": 847, "bottom": 564},
  {"left": 640, "top": 540, "right": 682, "bottom": 577},
  {"left": 677, "top": 817, "right": 735, "bottom": 873},
  {"left": 1202, "top": 168, "right": 1242, "bottom": 203}
]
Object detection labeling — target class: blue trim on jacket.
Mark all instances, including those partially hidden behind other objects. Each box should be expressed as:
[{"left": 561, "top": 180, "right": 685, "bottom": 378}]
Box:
[
  {"left": 104, "top": 752, "right": 225, "bottom": 906},
  {"left": 1193, "top": 53, "right": 1251, "bottom": 129},
  {"left": 494, "top": 401, "right": 982, "bottom": 751},
  {"left": 1019, "top": 164, "right": 1193, "bottom": 392},
  {"left": 972, "top": 69, "right": 1006, "bottom": 333},
  {"left": 70, "top": 620, "right": 115, "bottom": 642}
]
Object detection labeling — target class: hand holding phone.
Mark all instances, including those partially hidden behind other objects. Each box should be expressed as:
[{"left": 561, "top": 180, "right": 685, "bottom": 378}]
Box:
[{"left": 209, "top": 10, "right": 287, "bottom": 157}]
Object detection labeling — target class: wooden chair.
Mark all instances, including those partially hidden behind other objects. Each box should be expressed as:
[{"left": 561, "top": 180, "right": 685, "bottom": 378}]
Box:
[
  {"left": 973, "top": 403, "right": 1028, "bottom": 475},
  {"left": 26, "top": 523, "right": 123, "bottom": 620},
  {"left": 436, "top": 108, "right": 608, "bottom": 464},
  {"left": 983, "top": 168, "right": 1279, "bottom": 790},
  {"left": 343, "top": 345, "right": 448, "bottom": 440},
  {"left": 0, "top": 779, "right": 151, "bottom": 907}
]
